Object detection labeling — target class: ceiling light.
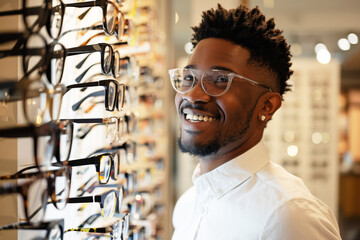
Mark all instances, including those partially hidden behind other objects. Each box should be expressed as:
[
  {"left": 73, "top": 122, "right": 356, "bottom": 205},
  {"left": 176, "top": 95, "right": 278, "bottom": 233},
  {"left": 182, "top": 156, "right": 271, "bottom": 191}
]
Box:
[
  {"left": 314, "top": 43, "right": 327, "bottom": 53},
  {"left": 184, "top": 42, "right": 193, "bottom": 54},
  {"left": 287, "top": 145, "right": 298, "bottom": 157},
  {"left": 347, "top": 33, "right": 358, "bottom": 44},
  {"left": 175, "top": 12, "right": 179, "bottom": 24},
  {"left": 316, "top": 49, "right": 331, "bottom": 64},
  {"left": 338, "top": 38, "right": 350, "bottom": 51}
]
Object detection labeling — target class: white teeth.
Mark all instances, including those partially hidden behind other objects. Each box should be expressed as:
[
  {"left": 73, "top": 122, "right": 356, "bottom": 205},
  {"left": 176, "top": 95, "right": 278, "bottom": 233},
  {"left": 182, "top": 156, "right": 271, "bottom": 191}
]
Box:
[{"left": 185, "top": 114, "right": 215, "bottom": 122}]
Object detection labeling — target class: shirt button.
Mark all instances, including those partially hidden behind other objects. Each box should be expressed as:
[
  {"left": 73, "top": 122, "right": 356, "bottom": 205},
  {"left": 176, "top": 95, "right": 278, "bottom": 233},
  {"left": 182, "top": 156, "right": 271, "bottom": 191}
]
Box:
[{"left": 200, "top": 207, "right": 207, "bottom": 217}]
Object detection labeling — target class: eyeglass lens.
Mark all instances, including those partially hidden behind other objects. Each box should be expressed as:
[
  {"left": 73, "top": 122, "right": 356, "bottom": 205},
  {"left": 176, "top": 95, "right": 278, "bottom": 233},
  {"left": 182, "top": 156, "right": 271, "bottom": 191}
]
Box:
[
  {"left": 105, "top": 3, "right": 116, "bottom": 35},
  {"left": 48, "top": 223, "right": 63, "bottom": 240},
  {"left": 99, "top": 155, "right": 112, "bottom": 184},
  {"left": 49, "top": 0, "right": 63, "bottom": 39},
  {"left": 103, "top": 45, "right": 112, "bottom": 74},
  {"left": 23, "top": 0, "right": 46, "bottom": 33},
  {"left": 170, "top": 68, "right": 233, "bottom": 96},
  {"left": 26, "top": 177, "right": 48, "bottom": 222},
  {"left": 102, "top": 191, "right": 116, "bottom": 219},
  {"left": 24, "top": 34, "right": 46, "bottom": 78},
  {"left": 52, "top": 169, "right": 70, "bottom": 210}
]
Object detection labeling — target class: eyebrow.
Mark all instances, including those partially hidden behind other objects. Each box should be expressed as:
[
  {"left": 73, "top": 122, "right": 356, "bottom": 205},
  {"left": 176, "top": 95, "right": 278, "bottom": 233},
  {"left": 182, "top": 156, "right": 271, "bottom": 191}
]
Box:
[{"left": 184, "top": 65, "right": 234, "bottom": 72}]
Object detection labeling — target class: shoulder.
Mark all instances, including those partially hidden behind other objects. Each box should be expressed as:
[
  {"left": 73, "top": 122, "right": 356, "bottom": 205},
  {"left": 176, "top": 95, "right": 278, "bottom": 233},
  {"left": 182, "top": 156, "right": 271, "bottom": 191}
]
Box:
[
  {"left": 260, "top": 198, "right": 341, "bottom": 240},
  {"left": 256, "top": 162, "right": 341, "bottom": 239}
]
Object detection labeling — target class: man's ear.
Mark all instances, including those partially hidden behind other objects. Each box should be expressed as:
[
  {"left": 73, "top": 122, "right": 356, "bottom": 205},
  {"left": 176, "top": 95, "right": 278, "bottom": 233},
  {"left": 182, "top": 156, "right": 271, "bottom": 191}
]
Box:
[{"left": 256, "top": 92, "right": 282, "bottom": 124}]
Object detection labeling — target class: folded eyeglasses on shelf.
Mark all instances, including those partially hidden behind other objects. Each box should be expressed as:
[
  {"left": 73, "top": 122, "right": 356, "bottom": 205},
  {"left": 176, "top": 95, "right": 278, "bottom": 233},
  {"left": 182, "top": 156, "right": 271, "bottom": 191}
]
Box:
[{"left": 0, "top": 0, "right": 126, "bottom": 39}]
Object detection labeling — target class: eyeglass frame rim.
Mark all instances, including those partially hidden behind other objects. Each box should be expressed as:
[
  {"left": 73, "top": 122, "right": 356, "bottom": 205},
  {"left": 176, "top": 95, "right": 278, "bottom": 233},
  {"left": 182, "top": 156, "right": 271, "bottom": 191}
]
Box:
[
  {"left": 0, "top": 120, "right": 74, "bottom": 169},
  {"left": 67, "top": 80, "right": 126, "bottom": 112},
  {"left": 0, "top": 166, "right": 72, "bottom": 221},
  {"left": 168, "top": 67, "right": 273, "bottom": 97}
]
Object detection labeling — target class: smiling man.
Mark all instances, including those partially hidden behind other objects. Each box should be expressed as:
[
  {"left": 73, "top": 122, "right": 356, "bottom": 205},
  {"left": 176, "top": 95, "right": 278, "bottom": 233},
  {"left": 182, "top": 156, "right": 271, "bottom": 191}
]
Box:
[{"left": 170, "top": 4, "right": 342, "bottom": 240}]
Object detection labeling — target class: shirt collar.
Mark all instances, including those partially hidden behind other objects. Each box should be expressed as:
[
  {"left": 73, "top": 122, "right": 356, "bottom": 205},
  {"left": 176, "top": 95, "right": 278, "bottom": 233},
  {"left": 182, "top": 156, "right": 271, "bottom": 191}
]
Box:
[{"left": 192, "top": 141, "right": 270, "bottom": 199}]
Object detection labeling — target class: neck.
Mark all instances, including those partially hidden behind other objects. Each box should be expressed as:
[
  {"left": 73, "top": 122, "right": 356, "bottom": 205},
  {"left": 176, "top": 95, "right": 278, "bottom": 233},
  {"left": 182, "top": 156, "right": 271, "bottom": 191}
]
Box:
[{"left": 198, "top": 137, "right": 261, "bottom": 174}]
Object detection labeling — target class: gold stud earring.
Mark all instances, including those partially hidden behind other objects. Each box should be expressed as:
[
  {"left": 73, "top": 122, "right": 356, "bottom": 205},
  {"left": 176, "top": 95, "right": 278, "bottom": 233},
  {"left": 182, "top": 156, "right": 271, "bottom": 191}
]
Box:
[{"left": 261, "top": 115, "right": 266, "bottom": 121}]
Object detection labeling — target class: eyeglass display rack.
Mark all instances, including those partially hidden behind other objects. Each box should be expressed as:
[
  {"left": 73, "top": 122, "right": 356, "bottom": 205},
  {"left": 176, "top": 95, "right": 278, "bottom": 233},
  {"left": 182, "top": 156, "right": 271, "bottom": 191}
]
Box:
[
  {"left": 263, "top": 58, "right": 340, "bottom": 216},
  {"left": 0, "top": 0, "right": 173, "bottom": 239}
]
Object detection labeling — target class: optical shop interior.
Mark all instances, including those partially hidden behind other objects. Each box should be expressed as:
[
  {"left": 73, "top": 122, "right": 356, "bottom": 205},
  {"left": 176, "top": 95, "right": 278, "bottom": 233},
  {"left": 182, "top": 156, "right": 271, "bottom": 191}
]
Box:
[{"left": 0, "top": 0, "right": 360, "bottom": 239}]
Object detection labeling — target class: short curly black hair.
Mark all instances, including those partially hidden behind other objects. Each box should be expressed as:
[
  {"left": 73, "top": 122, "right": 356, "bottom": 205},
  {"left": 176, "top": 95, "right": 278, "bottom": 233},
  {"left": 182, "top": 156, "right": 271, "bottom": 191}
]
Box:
[{"left": 191, "top": 4, "right": 293, "bottom": 97}]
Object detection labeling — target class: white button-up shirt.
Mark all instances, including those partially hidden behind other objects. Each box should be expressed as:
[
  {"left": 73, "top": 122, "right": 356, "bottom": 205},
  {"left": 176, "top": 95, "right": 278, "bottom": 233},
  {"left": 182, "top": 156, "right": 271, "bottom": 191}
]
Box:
[{"left": 172, "top": 142, "right": 341, "bottom": 240}]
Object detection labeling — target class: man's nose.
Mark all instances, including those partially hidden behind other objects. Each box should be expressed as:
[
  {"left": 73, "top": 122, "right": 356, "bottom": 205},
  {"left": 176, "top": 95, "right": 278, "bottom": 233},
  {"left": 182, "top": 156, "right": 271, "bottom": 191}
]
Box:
[{"left": 182, "top": 80, "right": 211, "bottom": 104}]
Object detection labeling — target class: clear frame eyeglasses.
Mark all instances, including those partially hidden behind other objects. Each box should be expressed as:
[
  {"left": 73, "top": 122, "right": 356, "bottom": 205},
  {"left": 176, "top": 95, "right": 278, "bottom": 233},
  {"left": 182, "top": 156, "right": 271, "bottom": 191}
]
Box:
[{"left": 168, "top": 68, "right": 272, "bottom": 97}]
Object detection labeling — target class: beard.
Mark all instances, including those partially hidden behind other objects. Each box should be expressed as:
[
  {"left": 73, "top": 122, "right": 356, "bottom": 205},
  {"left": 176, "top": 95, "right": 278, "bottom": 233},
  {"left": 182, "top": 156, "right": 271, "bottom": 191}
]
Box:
[{"left": 177, "top": 107, "right": 255, "bottom": 157}]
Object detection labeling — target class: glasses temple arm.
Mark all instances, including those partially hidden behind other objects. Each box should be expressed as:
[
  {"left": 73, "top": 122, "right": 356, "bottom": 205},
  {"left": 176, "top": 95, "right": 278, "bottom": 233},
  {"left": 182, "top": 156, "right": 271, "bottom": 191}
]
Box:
[
  {"left": 76, "top": 54, "right": 92, "bottom": 69},
  {"left": 71, "top": 90, "right": 104, "bottom": 111},
  {"left": 58, "top": 25, "right": 103, "bottom": 41},
  {"left": 65, "top": 155, "right": 99, "bottom": 167},
  {"left": 76, "top": 124, "right": 97, "bottom": 139},
  {"left": 0, "top": 125, "right": 35, "bottom": 138},
  {"left": 68, "top": 195, "right": 94, "bottom": 204},
  {"left": 63, "top": 0, "right": 101, "bottom": 9},
  {"left": 78, "top": 213, "right": 101, "bottom": 228},
  {"left": 65, "top": 45, "right": 101, "bottom": 57},
  {"left": 75, "top": 63, "right": 101, "bottom": 83}
]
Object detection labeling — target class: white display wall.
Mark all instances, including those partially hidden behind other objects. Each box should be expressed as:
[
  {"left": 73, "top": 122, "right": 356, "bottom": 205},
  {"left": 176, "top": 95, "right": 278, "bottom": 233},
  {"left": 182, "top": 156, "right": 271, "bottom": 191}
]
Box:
[{"left": 263, "top": 58, "right": 340, "bottom": 214}]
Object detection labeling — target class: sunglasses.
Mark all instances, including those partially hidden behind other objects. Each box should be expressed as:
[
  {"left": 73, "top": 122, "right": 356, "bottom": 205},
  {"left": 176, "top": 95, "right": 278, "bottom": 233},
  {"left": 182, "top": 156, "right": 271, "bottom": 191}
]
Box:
[{"left": 0, "top": 120, "right": 73, "bottom": 169}]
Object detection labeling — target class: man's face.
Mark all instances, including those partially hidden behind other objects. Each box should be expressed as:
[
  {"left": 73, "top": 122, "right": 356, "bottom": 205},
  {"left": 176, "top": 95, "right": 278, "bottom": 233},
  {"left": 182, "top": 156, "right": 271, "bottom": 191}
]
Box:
[{"left": 175, "top": 38, "right": 268, "bottom": 157}]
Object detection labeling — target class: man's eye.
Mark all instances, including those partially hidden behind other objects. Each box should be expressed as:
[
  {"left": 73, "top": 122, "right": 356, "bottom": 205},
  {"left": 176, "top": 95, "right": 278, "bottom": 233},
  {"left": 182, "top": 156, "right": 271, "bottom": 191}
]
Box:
[
  {"left": 184, "top": 75, "right": 194, "bottom": 81},
  {"left": 215, "top": 75, "right": 229, "bottom": 83}
]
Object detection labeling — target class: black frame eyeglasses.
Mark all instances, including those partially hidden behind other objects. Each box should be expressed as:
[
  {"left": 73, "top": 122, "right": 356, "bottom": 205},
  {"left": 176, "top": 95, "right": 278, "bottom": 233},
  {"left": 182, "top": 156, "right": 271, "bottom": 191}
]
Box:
[
  {"left": 63, "top": 152, "right": 121, "bottom": 184},
  {"left": 169, "top": 68, "right": 273, "bottom": 97},
  {"left": 60, "top": 0, "right": 123, "bottom": 36},
  {"left": 0, "top": 120, "right": 73, "bottom": 169},
  {"left": 66, "top": 80, "right": 126, "bottom": 112},
  {"left": 0, "top": 166, "right": 71, "bottom": 222},
  {"left": 75, "top": 54, "right": 130, "bottom": 82},
  {"left": 0, "top": 34, "right": 114, "bottom": 85},
  {"left": 0, "top": 78, "right": 66, "bottom": 125},
  {"left": 0, "top": 219, "right": 64, "bottom": 240},
  {"left": 0, "top": 0, "right": 63, "bottom": 39},
  {"left": 67, "top": 188, "right": 123, "bottom": 220}
]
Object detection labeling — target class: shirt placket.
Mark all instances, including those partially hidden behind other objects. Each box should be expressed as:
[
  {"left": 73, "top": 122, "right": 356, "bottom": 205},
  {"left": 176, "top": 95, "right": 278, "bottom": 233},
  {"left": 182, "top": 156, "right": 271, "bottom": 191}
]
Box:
[{"left": 192, "top": 182, "right": 211, "bottom": 240}]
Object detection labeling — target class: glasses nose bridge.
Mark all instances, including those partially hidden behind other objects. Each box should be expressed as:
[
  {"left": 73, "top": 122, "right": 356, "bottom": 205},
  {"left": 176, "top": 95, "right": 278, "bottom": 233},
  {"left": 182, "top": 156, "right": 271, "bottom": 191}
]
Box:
[{"left": 182, "top": 75, "right": 211, "bottom": 103}]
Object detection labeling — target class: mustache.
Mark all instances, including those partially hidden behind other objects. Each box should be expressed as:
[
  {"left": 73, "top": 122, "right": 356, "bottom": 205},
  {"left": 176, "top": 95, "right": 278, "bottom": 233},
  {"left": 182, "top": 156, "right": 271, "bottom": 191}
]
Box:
[{"left": 180, "top": 102, "right": 211, "bottom": 113}]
